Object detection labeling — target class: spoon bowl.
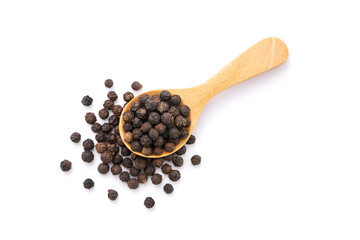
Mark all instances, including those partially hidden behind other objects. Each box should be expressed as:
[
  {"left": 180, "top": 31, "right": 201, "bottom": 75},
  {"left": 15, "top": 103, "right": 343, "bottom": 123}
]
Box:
[{"left": 119, "top": 37, "right": 289, "bottom": 158}]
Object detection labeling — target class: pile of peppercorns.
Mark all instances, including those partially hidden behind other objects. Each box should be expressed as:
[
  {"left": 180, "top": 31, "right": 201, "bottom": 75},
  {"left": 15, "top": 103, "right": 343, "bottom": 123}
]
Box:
[{"left": 60, "top": 80, "right": 201, "bottom": 209}]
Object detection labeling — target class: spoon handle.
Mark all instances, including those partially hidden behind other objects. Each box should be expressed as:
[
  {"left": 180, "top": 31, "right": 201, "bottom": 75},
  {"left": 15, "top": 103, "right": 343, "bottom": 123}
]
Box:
[{"left": 196, "top": 37, "right": 288, "bottom": 101}]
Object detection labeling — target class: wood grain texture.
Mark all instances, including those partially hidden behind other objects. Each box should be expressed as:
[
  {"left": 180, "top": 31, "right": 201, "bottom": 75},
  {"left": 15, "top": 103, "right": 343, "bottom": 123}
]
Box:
[{"left": 120, "top": 37, "right": 289, "bottom": 158}]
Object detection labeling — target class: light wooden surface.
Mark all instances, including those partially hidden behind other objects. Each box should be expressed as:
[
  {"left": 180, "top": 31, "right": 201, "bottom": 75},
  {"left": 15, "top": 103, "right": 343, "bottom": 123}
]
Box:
[{"left": 120, "top": 37, "right": 289, "bottom": 158}]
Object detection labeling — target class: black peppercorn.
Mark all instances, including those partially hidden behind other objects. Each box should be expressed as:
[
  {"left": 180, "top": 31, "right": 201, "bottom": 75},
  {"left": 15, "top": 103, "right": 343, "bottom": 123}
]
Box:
[
  {"left": 169, "top": 137, "right": 180, "bottom": 144},
  {"left": 148, "top": 112, "right": 161, "bottom": 125},
  {"left": 153, "top": 136, "right": 165, "bottom": 147},
  {"left": 82, "top": 151, "right": 94, "bottom": 163},
  {"left": 185, "top": 117, "right": 191, "bottom": 127},
  {"left": 123, "top": 91, "right": 134, "bottom": 102},
  {"left": 132, "top": 128, "right": 142, "bottom": 140},
  {"left": 152, "top": 158, "right": 164, "bottom": 168},
  {"left": 142, "top": 146, "right": 153, "bottom": 156},
  {"left": 140, "top": 122, "right": 152, "bottom": 133},
  {"left": 175, "top": 145, "right": 186, "bottom": 155},
  {"left": 112, "top": 154, "right": 123, "bottom": 165},
  {"left": 107, "top": 91, "right": 118, "bottom": 101},
  {"left": 124, "top": 132, "right": 133, "bottom": 143},
  {"left": 100, "top": 151, "right": 113, "bottom": 164},
  {"left": 163, "top": 183, "right": 174, "bottom": 194},
  {"left": 108, "top": 115, "right": 119, "bottom": 126},
  {"left": 129, "top": 166, "right": 140, "bottom": 176},
  {"left": 191, "top": 155, "right": 201, "bottom": 165},
  {"left": 101, "top": 123, "right": 113, "bottom": 134},
  {"left": 175, "top": 115, "right": 187, "bottom": 128},
  {"left": 109, "top": 143, "right": 119, "bottom": 154},
  {"left": 105, "top": 79, "right": 113, "bottom": 88},
  {"left": 169, "top": 170, "right": 181, "bottom": 181},
  {"left": 172, "top": 156, "right": 183, "bottom": 167},
  {"left": 111, "top": 164, "right": 122, "bottom": 175},
  {"left": 160, "top": 90, "right": 171, "bottom": 100},
  {"left": 123, "top": 122, "right": 133, "bottom": 132},
  {"left": 70, "top": 132, "right": 81, "bottom": 143},
  {"left": 130, "top": 101, "right": 140, "bottom": 112},
  {"left": 151, "top": 173, "right": 162, "bottom": 185},
  {"left": 60, "top": 160, "right": 72, "bottom": 172},
  {"left": 119, "top": 171, "right": 130, "bottom": 182},
  {"left": 154, "top": 123, "right": 166, "bottom": 135},
  {"left": 122, "top": 157, "right": 133, "bottom": 168},
  {"left": 179, "top": 105, "right": 190, "bottom": 117},
  {"left": 164, "top": 153, "right": 174, "bottom": 161},
  {"left": 148, "top": 128, "right": 159, "bottom": 140},
  {"left": 169, "top": 128, "right": 180, "bottom": 139},
  {"left": 82, "top": 139, "right": 94, "bottom": 150},
  {"left": 108, "top": 189, "right": 118, "bottom": 200},
  {"left": 179, "top": 128, "right": 189, "bottom": 139},
  {"left": 95, "top": 132, "right": 107, "bottom": 142},
  {"left": 161, "top": 163, "right": 172, "bottom": 174},
  {"left": 144, "top": 98, "right": 158, "bottom": 111},
  {"left": 99, "top": 109, "right": 109, "bottom": 120},
  {"left": 131, "top": 81, "right": 142, "bottom": 91},
  {"left": 168, "top": 106, "right": 180, "bottom": 118},
  {"left": 81, "top": 95, "right": 93, "bottom": 106},
  {"left": 132, "top": 117, "right": 142, "bottom": 128},
  {"left": 161, "top": 112, "right": 174, "bottom": 126},
  {"left": 112, "top": 105, "right": 123, "bottom": 116},
  {"left": 140, "top": 135, "right": 152, "bottom": 147},
  {"left": 130, "top": 141, "right": 142, "bottom": 152},
  {"left": 136, "top": 107, "right": 148, "bottom": 120},
  {"left": 117, "top": 137, "right": 125, "bottom": 146},
  {"left": 153, "top": 147, "right": 164, "bottom": 155},
  {"left": 157, "top": 101, "right": 170, "bottom": 113},
  {"left": 121, "top": 147, "right": 131, "bottom": 156},
  {"left": 164, "top": 142, "right": 175, "bottom": 152},
  {"left": 144, "top": 197, "right": 155, "bottom": 209},
  {"left": 106, "top": 133, "right": 117, "bottom": 144},
  {"left": 170, "top": 94, "right": 181, "bottom": 105},
  {"left": 85, "top": 112, "right": 97, "bottom": 124},
  {"left": 127, "top": 178, "right": 139, "bottom": 189},
  {"left": 144, "top": 164, "right": 155, "bottom": 176},
  {"left": 138, "top": 94, "right": 149, "bottom": 105},
  {"left": 114, "top": 125, "right": 120, "bottom": 136},
  {"left": 134, "top": 157, "right": 147, "bottom": 170},
  {"left": 138, "top": 173, "right": 148, "bottom": 183},
  {"left": 123, "top": 110, "right": 135, "bottom": 123},
  {"left": 98, "top": 163, "right": 110, "bottom": 174},
  {"left": 91, "top": 123, "right": 102, "bottom": 133},
  {"left": 83, "top": 178, "right": 94, "bottom": 189},
  {"left": 103, "top": 100, "right": 114, "bottom": 110}
]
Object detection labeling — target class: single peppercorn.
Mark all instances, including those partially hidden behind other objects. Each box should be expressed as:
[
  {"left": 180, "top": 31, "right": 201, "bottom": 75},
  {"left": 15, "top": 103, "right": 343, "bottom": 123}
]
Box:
[
  {"left": 169, "top": 128, "right": 180, "bottom": 139},
  {"left": 85, "top": 112, "right": 97, "bottom": 124},
  {"left": 122, "top": 157, "right": 133, "bottom": 168},
  {"left": 121, "top": 147, "right": 131, "bottom": 156},
  {"left": 142, "top": 146, "right": 153, "bottom": 156},
  {"left": 123, "top": 92, "right": 134, "bottom": 102},
  {"left": 179, "top": 105, "right": 190, "bottom": 117},
  {"left": 185, "top": 117, "right": 191, "bottom": 127},
  {"left": 132, "top": 128, "right": 142, "bottom": 140},
  {"left": 153, "top": 147, "right": 164, "bottom": 156},
  {"left": 130, "top": 101, "right": 140, "bottom": 112},
  {"left": 112, "top": 154, "right": 123, "bottom": 165},
  {"left": 168, "top": 106, "right": 180, "bottom": 118},
  {"left": 175, "top": 115, "right": 187, "bottom": 128},
  {"left": 144, "top": 197, "right": 155, "bottom": 209},
  {"left": 108, "top": 115, "right": 119, "bottom": 126},
  {"left": 82, "top": 139, "right": 94, "bottom": 150},
  {"left": 99, "top": 109, "right": 109, "bottom": 120},
  {"left": 112, "top": 105, "right": 123, "bottom": 116},
  {"left": 70, "top": 132, "right": 81, "bottom": 143},
  {"left": 148, "top": 112, "right": 161, "bottom": 125},
  {"left": 129, "top": 167, "right": 140, "bottom": 176},
  {"left": 83, "top": 178, "right": 94, "bottom": 189},
  {"left": 131, "top": 141, "right": 142, "bottom": 152},
  {"left": 114, "top": 125, "right": 120, "bottom": 136},
  {"left": 108, "top": 189, "right": 118, "bottom": 200},
  {"left": 82, "top": 151, "right": 94, "bottom": 163},
  {"left": 108, "top": 143, "right": 119, "bottom": 154},
  {"left": 172, "top": 156, "right": 183, "bottom": 167},
  {"left": 130, "top": 153, "right": 137, "bottom": 160},
  {"left": 123, "top": 110, "right": 135, "bottom": 123},
  {"left": 163, "top": 183, "right": 174, "bottom": 194},
  {"left": 169, "top": 170, "right": 181, "bottom": 181},
  {"left": 131, "top": 81, "right": 142, "bottom": 91},
  {"left": 153, "top": 136, "right": 165, "bottom": 147},
  {"left": 124, "top": 132, "right": 133, "bottom": 143},
  {"left": 119, "top": 171, "right": 130, "bottom": 182},
  {"left": 160, "top": 90, "right": 171, "bottom": 100},
  {"left": 101, "top": 123, "right": 113, "bottom": 134},
  {"left": 117, "top": 137, "right": 125, "bottom": 146},
  {"left": 148, "top": 128, "right": 159, "bottom": 140},
  {"left": 191, "top": 155, "right": 201, "bottom": 165},
  {"left": 157, "top": 101, "right": 169, "bottom": 113},
  {"left": 81, "top": 95, "right": 93, "bottom": 106},
  {"left": 154, "top": 123, "right": 166, "bottom": 135},
  {"left": 134, "top": 157, "right": 147, "bottom": 170},
  {"left": 127, "top": 178, "right": 139, "bottom": 189},
  {"left": 175, "top": 145, "right": 186, "bottom": 155},
  {"left": 98, "top": 163, "right": 110, "bottom": 174},
  {"left": 144, "top": 98, "right": 158, "bottom": 111},
  {"left": 164, "top": 153, "right": 174, "bottom": 161},
  {"left": 100, "top": 151, "right": 113, "bottom": 164},
  {"left": 111, "top": 164, "right": 122, "bottom": 175},
  {"left": 170, "top": 94, "right": 181, "bottom": 105},
  {"left": 103, "top": 100, "right": 114, "bottom": 110},
  {"left": 95, "top": 132, "right": 107, "bottom": 142},
  {"left": 140, "top": 122, "right": 152, "bottom": 133},
  {"left": 138, "top": 173, "right": 148, "bottom": 183},
  {"left": 164, "top": 142, "right": 175, "bottom": 152},
  {"left": 140, "top": 135, "right": 152, "bottom": 147},
  {"left": 104, "top": 79, "right": 113, "bottom": 88},
  {"left": 60, "top": 160, "right": 72, "bottom": 172},
  {"left": 138, "top": 94, "right": 149, "bottom": 105},
  {"left": 151, "top": 174, "right": 162, "bottom": 185},
  {"left": 132, "top": 117, "right": 142, "bottom": 128},
  {"left": 169, "top": 137, "right": 180, "bottom": 145},
  {"left": 107, "top": 91, "right": 118, "bottom": 101},
  {"left": 144, "top": 164, "right": 155, "bottom": 176},
  {"left": 179, "top": 128, "right": 189, "bottom": 139},
  {"left": 91, "top": 123, "right": 102, "bottom": 133},
  {"left": 161, "top": 163, "right": 172, "bottom": 174},
  {"left": 123, "top": 122, "right": 133, "bottom": 132},
  {"left": 106, "top": 133, "right": 117, "bottom": 144},
  {"left": 152, "top": 158, "right": 164, "bottom": 168},
  {"left": 161, "top": 112, "right": 174, "bottom": 126}
]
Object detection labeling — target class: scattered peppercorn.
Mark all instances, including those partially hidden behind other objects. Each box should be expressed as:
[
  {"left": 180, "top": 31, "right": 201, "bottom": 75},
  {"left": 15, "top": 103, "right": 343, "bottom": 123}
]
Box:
[
  {"left": 175, "top": 145, "right": 186, "bottom": 155},
  {"left": 81, "top": 95, "right": 93, "bottom": 106},
  {"left": 172, "top": 156, "right": 183, "bottom": 167},
  {"left": 163, "top": 183, "right": 174, "bottom": 194},
  {"left": 127, "top": 178, "right": 139, "bottom": 189},
  {"left": 112, "top": 105, "right": 123, "bottom": 116},
  {"left": 99, "top": 109, "right": 109, "bottom": 119},
  {"left": 112, "top": 154, "right": 123, "bottom": 165},
  {"left": 123, "top": 92, "right": 134, "bottom": 102},
  {"left": 83, "top": 178, "right": 94, "bottom": 189},
  {"left": 131, "top": 81, "right": 142, "bottom": 91},
  {"left": 161, "top": 163, "right": 172, "bottom": 174},
  {"left": 60, "top": 160, "right": 72, "bottom": 172},
  {"left": 151, "top": 174, "right": 162, "bottom": 185},
  {"left": 91, "top": 123, "right": 102, "bottom": 133},
  {"left": 169, "top": 170, "right": 181, "bottom": 181},
  {"left": 70, "top": 132, "right": 81, "bottom": 143},
  {"left": 138, "top": 173, "right": 148, "bottom": 183},
  {"left": 144, "top": 197, "right": 155, "bottom": 209},
  {"left": 82, "top": 151, "right": 94, "bottom": 163},
  {"left": 85, "top": 112, "right": 97, "bottom": 124},
  {"left": 107, "top": 91, "right": 118, "bottom": 101},
  {"left": 108, "top": 189, "right": 118, "bottom": 200},
  {"left": 98, "top": 163, "right": 110, "bottom": 174},
  {"left": 103, "top": 100, "right": 114, "bottom": 110},
  {"left": 144, "top": 164, "right": 155, "bottom": 176},
  {"left": 82, "top": 139, "right": 94, "bottom": 150},
  {"left": 119, "top": 171, "right": 130, "bottom": 182},
  {"left": 111, "top": 164, "right": 122, "bottom": 175},
  {"left": 191, "top": 155, "right": 201, "bottom": 165},
  {"left": 105, "top": 79, "right": 113, "bottom": 88}
]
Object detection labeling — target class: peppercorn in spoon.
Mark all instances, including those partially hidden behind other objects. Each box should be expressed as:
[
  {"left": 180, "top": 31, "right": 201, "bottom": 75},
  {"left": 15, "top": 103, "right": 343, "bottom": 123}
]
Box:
[{"left": 120, "top": 37, "right": 289, "bottom": 158}]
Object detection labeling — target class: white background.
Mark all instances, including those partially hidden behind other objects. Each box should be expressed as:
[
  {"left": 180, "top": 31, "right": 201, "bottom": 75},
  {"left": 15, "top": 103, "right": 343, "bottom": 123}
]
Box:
[{"left": 0, "top": 0, "right": 359, "bottom": 239}]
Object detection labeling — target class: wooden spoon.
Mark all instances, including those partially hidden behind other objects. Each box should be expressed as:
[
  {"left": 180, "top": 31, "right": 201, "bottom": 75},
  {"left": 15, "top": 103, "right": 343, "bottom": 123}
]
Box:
[{"left": 119, "top": 37, "right": 289, "bottom": 158}]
